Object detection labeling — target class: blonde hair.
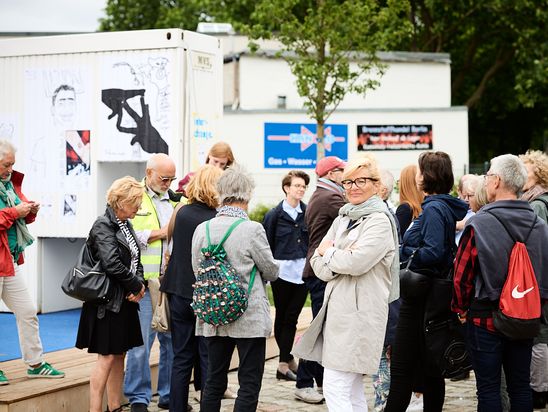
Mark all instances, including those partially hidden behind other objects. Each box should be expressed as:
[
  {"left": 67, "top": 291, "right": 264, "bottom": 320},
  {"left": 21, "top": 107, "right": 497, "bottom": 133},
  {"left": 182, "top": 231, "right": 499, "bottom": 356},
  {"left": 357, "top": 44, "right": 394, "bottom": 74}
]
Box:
[
  {"left": 186, "top": 164, "right": 223, "bottom": 208},
  {"left": 399, "top": 164, "right": 423, "bottom": 219},
  {"left": 343, "top": 153, "right": 381, "bottom": 181},
  {"left": 475, "top": 176, "right": 489, "bottom": 210},
  {"left": 519, "top": 150, "right": 548, "bottom": 188},
  {"left": 106, "top": 176, "right": 144, "bottom": 211},
  {"left": 207, "top": 142, "right": 235, "bottom": 169}
]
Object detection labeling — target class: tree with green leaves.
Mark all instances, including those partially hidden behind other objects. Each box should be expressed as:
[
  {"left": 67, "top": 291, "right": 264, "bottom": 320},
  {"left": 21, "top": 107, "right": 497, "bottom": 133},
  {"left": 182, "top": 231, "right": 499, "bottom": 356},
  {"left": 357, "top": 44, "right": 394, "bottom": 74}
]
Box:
[
  {"left": 402, "top": 0, "right": 548, "bottom": 161},
  {"left": 245, "top": 0, "right": 411, "bottom": 159}
]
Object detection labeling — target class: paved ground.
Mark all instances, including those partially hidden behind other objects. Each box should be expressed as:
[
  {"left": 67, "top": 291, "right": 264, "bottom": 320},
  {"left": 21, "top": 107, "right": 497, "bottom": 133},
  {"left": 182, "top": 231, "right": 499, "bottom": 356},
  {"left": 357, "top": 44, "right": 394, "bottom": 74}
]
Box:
[{"left": 127, "top": 357, "right": 485, "bottom": 411}]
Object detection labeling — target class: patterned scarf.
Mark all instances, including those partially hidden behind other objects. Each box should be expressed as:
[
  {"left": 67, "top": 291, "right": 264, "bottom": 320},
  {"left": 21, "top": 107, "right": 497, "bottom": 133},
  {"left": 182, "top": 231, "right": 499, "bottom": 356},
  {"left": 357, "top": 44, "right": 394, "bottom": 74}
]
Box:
[
  {"left": 216, "top": 205, "right": 249, "bottom": 220},
  {"left": 521, "top": 184, "right": 547, "bottom": 203},
  {"left": 0, "top": 179, "right": 34, "bottom": 260}
]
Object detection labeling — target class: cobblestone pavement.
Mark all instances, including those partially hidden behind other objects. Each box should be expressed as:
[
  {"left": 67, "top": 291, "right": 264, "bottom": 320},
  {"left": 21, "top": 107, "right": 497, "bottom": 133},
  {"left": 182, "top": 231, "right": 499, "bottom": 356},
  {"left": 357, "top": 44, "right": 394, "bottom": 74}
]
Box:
[{"left": 127, "top": 357, "right": 489, "bottom": 411}]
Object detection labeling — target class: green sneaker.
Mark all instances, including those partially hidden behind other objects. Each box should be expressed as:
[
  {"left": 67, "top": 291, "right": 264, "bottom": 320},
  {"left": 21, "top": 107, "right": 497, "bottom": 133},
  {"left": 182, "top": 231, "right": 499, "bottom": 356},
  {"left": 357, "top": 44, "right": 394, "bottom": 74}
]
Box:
[
  {"left": 27, "top": 362, "right": 65, "bottom": 379},
  {"left": 0, "top": 370, "right": 8, "bottom": 385}
]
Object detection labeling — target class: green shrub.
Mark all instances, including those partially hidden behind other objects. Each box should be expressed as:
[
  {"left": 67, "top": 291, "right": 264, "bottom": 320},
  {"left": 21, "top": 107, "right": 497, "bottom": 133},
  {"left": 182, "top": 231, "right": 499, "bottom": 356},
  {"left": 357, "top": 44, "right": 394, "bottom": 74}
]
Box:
[{"left": 248, "top": 203, "right": 274, "bottom": 223}]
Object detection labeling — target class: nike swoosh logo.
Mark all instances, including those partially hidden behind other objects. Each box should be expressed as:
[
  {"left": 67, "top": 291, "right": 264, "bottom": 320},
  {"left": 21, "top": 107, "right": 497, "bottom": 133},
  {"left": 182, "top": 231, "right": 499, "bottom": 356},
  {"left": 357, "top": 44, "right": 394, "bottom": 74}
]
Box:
[{"left": 511, "top": 285, "right": 534, "bottom": 299}]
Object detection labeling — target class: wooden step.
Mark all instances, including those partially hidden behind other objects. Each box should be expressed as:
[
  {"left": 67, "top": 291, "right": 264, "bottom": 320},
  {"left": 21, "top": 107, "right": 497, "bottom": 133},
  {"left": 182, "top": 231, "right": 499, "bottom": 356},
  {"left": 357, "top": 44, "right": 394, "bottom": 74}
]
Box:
[{"left": 0, "top": 307, "right": 313, "bottom": 412}]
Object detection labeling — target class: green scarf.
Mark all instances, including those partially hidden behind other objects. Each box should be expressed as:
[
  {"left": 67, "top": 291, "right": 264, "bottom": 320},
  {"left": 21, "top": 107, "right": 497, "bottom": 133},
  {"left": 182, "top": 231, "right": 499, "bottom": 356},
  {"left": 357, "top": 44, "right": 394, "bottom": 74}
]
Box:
[
  {"left": 0, "top": 180, "right": 34, "bottom": 261},
  {"left": 339, "top": 195, "right": 400, "bottom": 302}
]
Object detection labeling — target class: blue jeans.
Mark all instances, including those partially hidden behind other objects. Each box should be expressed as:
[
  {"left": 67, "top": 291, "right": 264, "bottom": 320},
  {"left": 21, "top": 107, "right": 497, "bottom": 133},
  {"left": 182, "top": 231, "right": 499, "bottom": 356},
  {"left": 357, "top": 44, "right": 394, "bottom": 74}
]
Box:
[
  {"left": 296, "top": 276, "right": 325, "bottom": 389},
  {"left": 466, "top": 322, "right": 533, "bottom": 412},
  {"left": 169, "top": 294, "right": 208, "bottom": 412},
  {"left": 124, "top": 289, "right": 173, "bottom": 406}
]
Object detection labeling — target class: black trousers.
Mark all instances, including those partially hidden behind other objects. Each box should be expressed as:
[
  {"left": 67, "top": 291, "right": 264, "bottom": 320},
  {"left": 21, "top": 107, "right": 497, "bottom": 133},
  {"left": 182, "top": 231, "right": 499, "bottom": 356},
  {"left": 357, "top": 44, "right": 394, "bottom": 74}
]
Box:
[
  {"left": 271, "top": 277, "right": 308, "bottom": 362},
  {"left": 168, "top": 295, "right": 208, "bottom": 412},
  {"left": 201, "top": 336, "right": 266, "bottom": 412},
  {"left": 385, "top": 297, "right": 445, "bottom": 412},
  {"left": 296, "top": 276, "right": 326, "bottom": 388}
]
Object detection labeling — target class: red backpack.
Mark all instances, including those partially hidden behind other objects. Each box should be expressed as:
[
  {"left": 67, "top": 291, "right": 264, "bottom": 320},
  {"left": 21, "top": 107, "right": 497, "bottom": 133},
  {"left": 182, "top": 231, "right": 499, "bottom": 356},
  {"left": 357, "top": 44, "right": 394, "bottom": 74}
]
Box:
[{"left": 487, "top": 212, "right": 541, "bottom": 339}]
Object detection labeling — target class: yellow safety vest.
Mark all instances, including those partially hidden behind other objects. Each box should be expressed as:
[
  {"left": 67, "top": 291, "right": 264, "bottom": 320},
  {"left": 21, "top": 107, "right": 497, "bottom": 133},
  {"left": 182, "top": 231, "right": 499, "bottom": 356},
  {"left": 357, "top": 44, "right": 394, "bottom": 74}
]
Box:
[{"left": 132, "top": 190, "right": 177, "bottom": 280}]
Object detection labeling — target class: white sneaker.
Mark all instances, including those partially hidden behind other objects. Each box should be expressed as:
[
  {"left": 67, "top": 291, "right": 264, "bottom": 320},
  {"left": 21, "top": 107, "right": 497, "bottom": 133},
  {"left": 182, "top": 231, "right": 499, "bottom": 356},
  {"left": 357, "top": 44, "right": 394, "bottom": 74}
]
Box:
[
  {"left": 295, "top": 387, "right": 324, "bottom": 404},
  {"left": 406, "top": 394, "right": 423, "bottom": 411}
]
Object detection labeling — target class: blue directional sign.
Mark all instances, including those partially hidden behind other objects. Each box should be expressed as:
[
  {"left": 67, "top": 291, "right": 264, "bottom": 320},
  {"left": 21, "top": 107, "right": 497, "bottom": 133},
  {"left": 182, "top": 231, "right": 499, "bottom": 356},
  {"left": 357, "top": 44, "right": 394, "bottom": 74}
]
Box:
[{"left": 264, "top": 122, "right": 348, "bottom": 169}]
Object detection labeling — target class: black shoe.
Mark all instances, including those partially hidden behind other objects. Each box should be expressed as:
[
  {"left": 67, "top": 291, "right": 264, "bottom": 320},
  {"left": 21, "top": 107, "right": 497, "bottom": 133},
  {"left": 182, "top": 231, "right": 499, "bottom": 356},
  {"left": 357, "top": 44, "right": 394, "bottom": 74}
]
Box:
[
  {"left": 450, "top": 370, "right": 470, "bottom": 381},
  {"left": 158, "top": 401, "right": 170, "bottom": 410},
  {"left": 532, "top": 390, "right": 546, "bottom": 409},
  {"left": 130, "top": 403, "right": 149, "bottom": 412},
  {"left": 276, "top": 369, "right": 297, "bottom": 381}
]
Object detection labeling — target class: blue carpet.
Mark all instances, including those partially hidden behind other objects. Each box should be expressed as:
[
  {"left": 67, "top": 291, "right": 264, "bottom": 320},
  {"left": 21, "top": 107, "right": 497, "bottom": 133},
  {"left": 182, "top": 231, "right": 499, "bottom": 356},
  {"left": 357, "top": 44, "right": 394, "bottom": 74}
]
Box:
[{"left": 0, "top": 309, "right": 81, "bottom": 362}]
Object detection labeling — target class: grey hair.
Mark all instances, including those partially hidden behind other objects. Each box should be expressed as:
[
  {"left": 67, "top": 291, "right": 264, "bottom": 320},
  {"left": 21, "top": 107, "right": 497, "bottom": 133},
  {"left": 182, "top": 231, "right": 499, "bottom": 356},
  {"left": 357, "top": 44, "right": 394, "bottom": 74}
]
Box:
[
  {"left": 217, "top": 163, "right": 255, "bottom": 205},
  {"left": 146, "top": 153, "right": 172, "bottom": 170},
  {"left": 379, "top": 169, "right": 395, "bottom": 198},
  {"left": 489, "top": 154, "right": 527, "bottom": 195},
  {"left": 0, "top": 139, "right": 16, "bottom": 161}
]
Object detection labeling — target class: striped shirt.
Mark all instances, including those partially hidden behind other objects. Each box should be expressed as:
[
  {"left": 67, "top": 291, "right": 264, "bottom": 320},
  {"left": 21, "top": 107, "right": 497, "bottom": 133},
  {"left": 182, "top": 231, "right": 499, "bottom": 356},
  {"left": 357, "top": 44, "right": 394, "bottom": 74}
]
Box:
[{"left": 116, "top": 218, "right": 140, "bottom": 275}]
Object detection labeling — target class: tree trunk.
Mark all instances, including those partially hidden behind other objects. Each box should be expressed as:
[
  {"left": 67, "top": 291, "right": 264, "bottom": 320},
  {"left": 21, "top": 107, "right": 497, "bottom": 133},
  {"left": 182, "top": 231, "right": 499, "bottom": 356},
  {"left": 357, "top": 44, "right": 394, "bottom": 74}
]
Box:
[{"left": 316, "top": 122, "right": 325, "bottom": 160}]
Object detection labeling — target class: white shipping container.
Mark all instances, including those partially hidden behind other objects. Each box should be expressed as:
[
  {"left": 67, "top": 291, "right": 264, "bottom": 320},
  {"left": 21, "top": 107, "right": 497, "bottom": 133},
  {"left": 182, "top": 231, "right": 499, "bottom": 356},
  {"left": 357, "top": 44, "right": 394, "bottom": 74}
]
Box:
[{"left": 0, "top": 29, "right": 223, "bottom": 312}]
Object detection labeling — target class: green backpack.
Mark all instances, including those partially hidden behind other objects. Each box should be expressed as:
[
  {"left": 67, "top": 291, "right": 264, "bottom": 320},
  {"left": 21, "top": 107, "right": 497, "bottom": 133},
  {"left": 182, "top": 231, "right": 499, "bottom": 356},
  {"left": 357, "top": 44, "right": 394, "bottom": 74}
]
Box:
[{"left": 192, "top": 219, "right": 257, "bottom": 326}]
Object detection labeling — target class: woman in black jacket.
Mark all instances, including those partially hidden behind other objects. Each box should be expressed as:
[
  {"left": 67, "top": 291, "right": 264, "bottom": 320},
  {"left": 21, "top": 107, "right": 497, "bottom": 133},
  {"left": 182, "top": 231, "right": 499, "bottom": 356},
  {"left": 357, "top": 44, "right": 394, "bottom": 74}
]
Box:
[
  {"left": 161, "top": 165, "right": 223, "bottom": 411},
  {"left": 76, "top": 176, "right": 146, "bottom": 412},
  {"left": 385, "top": 152, "right": 467, "bottom": 412},
  {"left": 263, "top": 170, "right": 310, "bottom": 381}
]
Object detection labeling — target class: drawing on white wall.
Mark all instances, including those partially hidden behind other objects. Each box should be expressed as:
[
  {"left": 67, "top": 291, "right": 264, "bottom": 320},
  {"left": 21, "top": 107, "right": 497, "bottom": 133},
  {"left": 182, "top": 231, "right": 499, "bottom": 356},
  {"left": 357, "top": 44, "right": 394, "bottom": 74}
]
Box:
[
  {"left": 24, "top": 69, "right": 92, "bottom": 192},
  {"left": 100, "top": 54, "right": 172, "bottom": 160},
  {"left": 63, "top": 194, "right": 77, "bottom": 217},
  {"left": 65, "top": 130, "right": 90, "bottom": 176},
  {"left": 101, "top": 89, "right": 167, "bottom": 154}
]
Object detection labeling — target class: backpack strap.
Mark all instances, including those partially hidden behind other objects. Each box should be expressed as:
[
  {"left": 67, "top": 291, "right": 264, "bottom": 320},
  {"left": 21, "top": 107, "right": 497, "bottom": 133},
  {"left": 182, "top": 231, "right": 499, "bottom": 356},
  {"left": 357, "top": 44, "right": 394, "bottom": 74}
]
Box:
[
  {"left": 485, "top": 210, "right": 537, "bottom": 243},
  {"left": 206, "top": 218, "right": 246, "bottom": 252}
]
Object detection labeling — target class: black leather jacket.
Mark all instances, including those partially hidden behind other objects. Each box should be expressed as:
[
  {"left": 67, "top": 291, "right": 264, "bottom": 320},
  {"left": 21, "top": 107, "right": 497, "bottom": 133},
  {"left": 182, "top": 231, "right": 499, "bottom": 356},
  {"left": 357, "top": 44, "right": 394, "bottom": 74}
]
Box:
[{"left": 88, "top": 206, "right": 144, "bottom": 314}]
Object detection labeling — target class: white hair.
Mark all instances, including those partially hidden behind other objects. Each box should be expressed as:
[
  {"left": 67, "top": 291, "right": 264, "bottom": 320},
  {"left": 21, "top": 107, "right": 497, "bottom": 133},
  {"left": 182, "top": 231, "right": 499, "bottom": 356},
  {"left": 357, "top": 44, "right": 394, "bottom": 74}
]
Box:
[
  {"left": 490, "top": 154, "right": 527, "bottom": 195},
  {"left": 217, "top": 163, "right": 255, "bottom": 205},
  {"left": 380, "top": 169, "right": 395, "bottom": 198},
  {"left": 0, "top": 139, "right": 15, "bottom": 161},
  {"left": 146, "top": 153, "right": 173, "bottom": 170}
]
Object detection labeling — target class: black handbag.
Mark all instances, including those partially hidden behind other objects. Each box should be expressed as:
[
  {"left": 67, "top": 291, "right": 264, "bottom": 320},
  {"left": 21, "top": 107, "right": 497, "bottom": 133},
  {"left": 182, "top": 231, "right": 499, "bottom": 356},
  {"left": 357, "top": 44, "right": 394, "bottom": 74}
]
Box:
[
  {"left": 62, "top": 242, "right": 113, "bottom": 305},
  {"left": 399, "top": 250, "right": 432, "bottom": 301},
  {"left": 423, "top": 270, "right": 472, "bottom": 379}
]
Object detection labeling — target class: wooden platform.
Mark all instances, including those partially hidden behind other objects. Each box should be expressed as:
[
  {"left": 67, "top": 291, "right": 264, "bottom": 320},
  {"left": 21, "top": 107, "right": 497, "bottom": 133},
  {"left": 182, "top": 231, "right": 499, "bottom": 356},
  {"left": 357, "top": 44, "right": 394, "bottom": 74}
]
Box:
[{"left": 0, "top": 307, "right": 313, "bottom": 412}]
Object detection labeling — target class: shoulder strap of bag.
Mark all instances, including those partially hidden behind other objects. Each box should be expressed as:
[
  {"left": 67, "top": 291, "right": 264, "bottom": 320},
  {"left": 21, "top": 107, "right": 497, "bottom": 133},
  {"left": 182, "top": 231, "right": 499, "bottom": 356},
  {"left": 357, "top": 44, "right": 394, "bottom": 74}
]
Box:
[
  {"left": 206, "top": 218, "right": 245, "bottom": 251},
  {"left": 486, "top": 210, "right": 537, "bottom": 243}
]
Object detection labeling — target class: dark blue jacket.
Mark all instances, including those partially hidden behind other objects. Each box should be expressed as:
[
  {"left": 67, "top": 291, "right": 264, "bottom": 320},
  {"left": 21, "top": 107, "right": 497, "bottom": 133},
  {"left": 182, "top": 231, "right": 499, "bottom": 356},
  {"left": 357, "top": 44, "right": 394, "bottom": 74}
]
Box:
[
  {"left": 263, "top": 201, "right": 308, "bottom": 260},
  {"left": 401, "top": 194, "right": 468, "bottom": 276}
]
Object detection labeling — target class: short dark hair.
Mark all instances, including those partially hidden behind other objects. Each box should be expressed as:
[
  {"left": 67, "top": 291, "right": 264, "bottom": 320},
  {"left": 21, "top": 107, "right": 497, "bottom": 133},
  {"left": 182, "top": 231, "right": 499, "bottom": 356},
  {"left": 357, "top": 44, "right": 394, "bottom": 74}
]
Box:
[
  {"left": 281, "top": 170, "right": 310, "bottom": 194},
  {"left": 418, "top": 151, "right": 454, "bottom": 194},
  {"left": 52, "top": 84, "right": 75, "bottom": 106}
]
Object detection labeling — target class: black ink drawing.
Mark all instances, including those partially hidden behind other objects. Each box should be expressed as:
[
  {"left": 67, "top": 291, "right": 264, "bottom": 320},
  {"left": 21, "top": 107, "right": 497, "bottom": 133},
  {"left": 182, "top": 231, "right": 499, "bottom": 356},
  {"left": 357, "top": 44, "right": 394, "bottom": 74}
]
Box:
[{"left": 101, "top": 89, "right": 168, "bottom": 154}]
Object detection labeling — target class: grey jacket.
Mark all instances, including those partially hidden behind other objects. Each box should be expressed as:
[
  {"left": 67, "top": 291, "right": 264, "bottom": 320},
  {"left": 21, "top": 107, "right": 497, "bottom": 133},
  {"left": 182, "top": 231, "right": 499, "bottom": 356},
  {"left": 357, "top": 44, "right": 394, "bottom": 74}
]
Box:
[{"left": 192, "top": 216, "right": 279, "bottom": 338}]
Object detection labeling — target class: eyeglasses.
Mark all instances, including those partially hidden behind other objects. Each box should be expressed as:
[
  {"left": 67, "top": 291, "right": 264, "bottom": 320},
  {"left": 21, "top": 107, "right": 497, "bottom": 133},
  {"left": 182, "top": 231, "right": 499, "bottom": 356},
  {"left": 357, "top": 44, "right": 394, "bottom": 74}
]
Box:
[
  {"left": 330, "top": 168, "right": 344, "bottom": 173},
  {"left": 291, "top": 184, "right": 308, "bottom": 190},
  {"left": 483, "top": 173, "right": 498, "bottom": 181},
  {"left": 158, "top": 175, "right": 177, "bottom": 183},
  {"left": 341, "top": 177, "right": 378, "bottom": 190},
  {"left": 462, "top": 193, "right": 475, "bottom": 200}
]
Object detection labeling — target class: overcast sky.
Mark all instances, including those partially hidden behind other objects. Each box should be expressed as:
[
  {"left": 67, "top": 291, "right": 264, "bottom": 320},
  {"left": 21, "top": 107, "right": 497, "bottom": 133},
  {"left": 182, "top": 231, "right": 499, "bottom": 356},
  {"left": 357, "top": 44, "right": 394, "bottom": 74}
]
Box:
[{"left": 0, "top": 0, "right": 106, "bottom": 33}]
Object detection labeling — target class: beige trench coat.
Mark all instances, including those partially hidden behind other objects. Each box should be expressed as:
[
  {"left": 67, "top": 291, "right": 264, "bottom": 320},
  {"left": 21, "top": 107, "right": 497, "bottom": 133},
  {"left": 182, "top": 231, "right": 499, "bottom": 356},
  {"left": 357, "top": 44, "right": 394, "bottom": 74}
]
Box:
[{"left": 292, "top": 212, "right": 395, "bottom": 374}]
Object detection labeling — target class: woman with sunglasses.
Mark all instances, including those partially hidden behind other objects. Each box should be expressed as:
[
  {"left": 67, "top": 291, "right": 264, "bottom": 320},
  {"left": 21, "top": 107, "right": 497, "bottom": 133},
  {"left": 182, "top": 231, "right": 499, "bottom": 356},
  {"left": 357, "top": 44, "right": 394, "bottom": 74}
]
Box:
[
  {"left": 263, "top": 170, "right": 310, "bottom": 381},
  {"left": 293, "top": 154, "right": 400, "bottom": 410}
]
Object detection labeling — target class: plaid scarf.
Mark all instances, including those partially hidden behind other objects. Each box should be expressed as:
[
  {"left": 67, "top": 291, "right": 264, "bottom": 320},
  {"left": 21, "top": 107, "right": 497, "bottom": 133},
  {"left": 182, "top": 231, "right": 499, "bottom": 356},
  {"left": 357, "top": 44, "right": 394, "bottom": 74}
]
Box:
[{"left": 0, "top": 179, "right": 34, "bottom": 260}]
